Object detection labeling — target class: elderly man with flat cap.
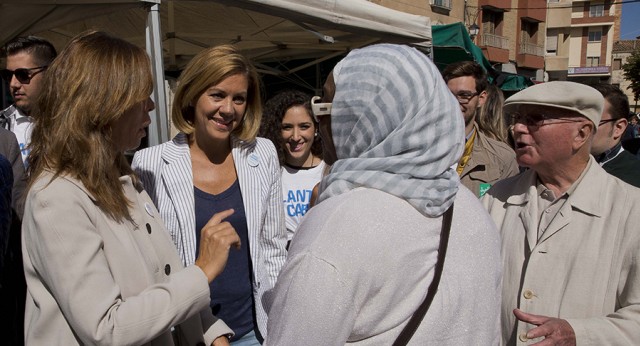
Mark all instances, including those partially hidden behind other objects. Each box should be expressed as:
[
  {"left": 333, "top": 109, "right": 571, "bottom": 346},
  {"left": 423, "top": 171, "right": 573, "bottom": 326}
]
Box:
[{"left": 482, "top": 81, "right": 640, "bottom": 345}]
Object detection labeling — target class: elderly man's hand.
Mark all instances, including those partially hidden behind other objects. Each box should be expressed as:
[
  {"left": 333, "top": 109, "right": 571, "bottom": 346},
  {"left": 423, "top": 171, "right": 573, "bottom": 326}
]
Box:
[{"left": 514, "top": 309, "right": 576, "bottom": 346}]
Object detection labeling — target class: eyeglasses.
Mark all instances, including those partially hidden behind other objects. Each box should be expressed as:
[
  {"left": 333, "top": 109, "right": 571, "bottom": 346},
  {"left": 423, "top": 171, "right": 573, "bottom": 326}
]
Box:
[
  {"left": 311, "top": 96, "right": 332, "bottom": 122},
  {"left": 453, "top": 91, "right": 479, "bottom": 104},
  {"left": 0, "top": 66, "right": 48, "bottom": 84},
  {"left": 598, "top": 118, "right": 619, "bottom": 126},
  {"left": 509, "top": 112, "right": 585, "bottom": 127}
]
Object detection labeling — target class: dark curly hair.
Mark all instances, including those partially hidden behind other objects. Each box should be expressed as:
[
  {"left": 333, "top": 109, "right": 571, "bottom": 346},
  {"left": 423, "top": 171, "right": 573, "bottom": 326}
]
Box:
[{"left": 259, "top": 90, "right": 323, "bottom": 165}]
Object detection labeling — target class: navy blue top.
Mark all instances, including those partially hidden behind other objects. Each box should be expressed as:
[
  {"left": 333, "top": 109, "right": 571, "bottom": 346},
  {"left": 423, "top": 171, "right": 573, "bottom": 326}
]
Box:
[{"left": 194, "top": 180, "right": 254, "bottom": 341}]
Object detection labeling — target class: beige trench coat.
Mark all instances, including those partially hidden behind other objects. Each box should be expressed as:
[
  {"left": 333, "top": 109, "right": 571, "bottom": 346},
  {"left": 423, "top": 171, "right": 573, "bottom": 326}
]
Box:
[
  {"left": 22, "top": 172, "right": 232, "bottom": 345},
  {"left": 482, "top": 158, "right": 640, "bottom": 345}
]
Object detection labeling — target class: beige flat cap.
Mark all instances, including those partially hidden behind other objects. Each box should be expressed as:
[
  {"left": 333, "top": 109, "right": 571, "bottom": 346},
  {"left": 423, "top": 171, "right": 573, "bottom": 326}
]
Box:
[{"left": 504, "top": 81, "right": 604, "bottom": 129}]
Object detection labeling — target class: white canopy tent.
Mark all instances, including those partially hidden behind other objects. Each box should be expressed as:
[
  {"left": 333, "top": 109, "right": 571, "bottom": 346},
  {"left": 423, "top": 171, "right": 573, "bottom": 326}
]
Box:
[{"left": 0, "top": 0, "right": 432, "bottom": 145}]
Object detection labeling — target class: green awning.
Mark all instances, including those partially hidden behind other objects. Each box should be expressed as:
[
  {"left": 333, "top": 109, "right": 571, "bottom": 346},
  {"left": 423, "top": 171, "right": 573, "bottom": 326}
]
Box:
[
  {"left": 432, "top": 22, "right": 492, "bottom": 72},
  {"left": 432, "top": 22, "right": 533, "bottom": 92}
]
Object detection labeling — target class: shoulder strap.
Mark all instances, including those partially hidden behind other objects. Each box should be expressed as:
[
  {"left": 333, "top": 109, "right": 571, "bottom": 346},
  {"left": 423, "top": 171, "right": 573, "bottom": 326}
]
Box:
[{"left": 392, "top": 203, "right": 454, "bottom": 346}]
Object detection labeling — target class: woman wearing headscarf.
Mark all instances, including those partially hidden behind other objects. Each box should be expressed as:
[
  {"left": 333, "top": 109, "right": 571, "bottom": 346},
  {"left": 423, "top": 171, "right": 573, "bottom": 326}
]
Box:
[
  {"left": 22, "top": 31, "right": 238, "bottom": 345},
  {"left": 264, "top": 44, "right": 502, "bottom": 345}
]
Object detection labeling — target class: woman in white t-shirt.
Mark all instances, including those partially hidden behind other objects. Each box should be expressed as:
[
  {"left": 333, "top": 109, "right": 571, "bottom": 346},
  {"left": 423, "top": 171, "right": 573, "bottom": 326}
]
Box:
[{"left": 260, "top": 90, "right": 325, "bottom": 243}]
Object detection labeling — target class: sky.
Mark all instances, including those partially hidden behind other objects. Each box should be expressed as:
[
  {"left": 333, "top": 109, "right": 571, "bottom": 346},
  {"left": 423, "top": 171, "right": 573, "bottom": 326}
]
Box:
[{"left": 621, "top": 0, "right": 640, "bottom": 40}]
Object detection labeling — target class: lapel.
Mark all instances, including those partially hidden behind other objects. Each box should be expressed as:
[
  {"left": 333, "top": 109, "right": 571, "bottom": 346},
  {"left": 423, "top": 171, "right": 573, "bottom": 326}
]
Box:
[
  {"left": 505, "top": 169, "right": 539, "bottom": 252},
  {"left": 462, "top": 125, "right": 488, "bottom": 178},
  {"left": 160, "top": 133, "right": 195, "bottom": 241},
  {"left": 232, "top": 137, "right": 261, "bottom": 241},
  {"left": 519, "top": 198, "right": 538, "bottom": 253},
  {"left": 538, "top": 201, "right": 572, "bottom": 244}
]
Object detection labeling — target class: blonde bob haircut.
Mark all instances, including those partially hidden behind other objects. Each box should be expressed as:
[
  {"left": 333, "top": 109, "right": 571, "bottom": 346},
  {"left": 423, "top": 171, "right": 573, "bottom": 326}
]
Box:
[
  {"left": 172, "top": 44, "right": 262, "bottom": 142},
  {"left": 28, "top": 30, "right": 153, "bottom": 222}
]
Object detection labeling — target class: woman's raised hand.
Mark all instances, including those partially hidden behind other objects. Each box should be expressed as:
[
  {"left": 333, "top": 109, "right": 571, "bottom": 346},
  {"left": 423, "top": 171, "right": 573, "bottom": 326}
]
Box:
[{"left": 194, "top": 209, "right": 241, "bottom": 283}]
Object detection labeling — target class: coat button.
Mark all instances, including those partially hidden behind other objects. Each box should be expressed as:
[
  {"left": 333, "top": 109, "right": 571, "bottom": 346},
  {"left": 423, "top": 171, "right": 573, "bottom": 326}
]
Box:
[
  {"left": 146, "top": 223, "right": 152, "bottom": 234},
  {"left": 519, "top": 332, "right": 528, "bottom": 342},
  {"left": 523, "top": 289, "right": 534, "bottom": 299},
  {"left": 164, "top": 264, "right": 171, "bottom": 275}
]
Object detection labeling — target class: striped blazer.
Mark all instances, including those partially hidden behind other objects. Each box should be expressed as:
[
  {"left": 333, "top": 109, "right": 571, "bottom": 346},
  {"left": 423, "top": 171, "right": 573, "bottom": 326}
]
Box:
[{"left": 132, "top": 133, "right": 288, "bottom": 337}]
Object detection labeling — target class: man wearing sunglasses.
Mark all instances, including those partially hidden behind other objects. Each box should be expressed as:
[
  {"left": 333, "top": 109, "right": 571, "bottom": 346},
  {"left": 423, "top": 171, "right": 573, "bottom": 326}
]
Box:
[
  {"left": 0, "top": 36, "right": 54, "bottom": 346},
  {"left": 589, "top": 83, "right": 640, "bottom": 187},
  {"left": 0, "top": 36, "right": 57, "bottom": 167},
  {"left": 482, "top": 81, "right": 640, "bottom": 345},
  {"left": 442, "top": 61, "right": 518, "bottom": 198}
]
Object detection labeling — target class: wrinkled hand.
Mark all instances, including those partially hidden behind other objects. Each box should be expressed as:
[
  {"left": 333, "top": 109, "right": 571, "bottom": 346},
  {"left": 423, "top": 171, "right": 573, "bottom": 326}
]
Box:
[
  {"left": 195, "top": 209, "right": 241, "bottom": 283},
  {"left": 514, "top": 309, "right": 576, "bottom": 346},
  {"left": 212, "top": 335, "right": 230, "bottom": 346}
]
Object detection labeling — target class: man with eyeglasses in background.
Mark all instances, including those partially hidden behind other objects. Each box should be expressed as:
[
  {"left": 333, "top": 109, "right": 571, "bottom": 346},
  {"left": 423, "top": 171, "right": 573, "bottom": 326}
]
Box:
[
  {"left": 442, "top": 61, "right": 518, "bottom": 198},
  {"left": 0, "top": 36, "right": 55, "bottom": 346},
  {"left": 589, "top": 83, "right": 640, "bottom": 187},
  {"left": 1, "top": 36, "right": 57, "bottom": 167},
  {"left": 482, "top": 81, "right": 640, "bottom": 345}
]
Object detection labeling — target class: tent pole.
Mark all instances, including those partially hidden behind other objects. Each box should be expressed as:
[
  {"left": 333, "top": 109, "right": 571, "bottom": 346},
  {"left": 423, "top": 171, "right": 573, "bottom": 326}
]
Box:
[{"left": 145, "top": 1, "right": 169, "bottom": 146}]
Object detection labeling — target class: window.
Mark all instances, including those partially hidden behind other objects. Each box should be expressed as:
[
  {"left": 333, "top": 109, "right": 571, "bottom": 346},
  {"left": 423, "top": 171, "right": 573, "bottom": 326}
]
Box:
[
  {"left": 588, "top": 30, "right": 602, "bottom": 42},
  {"left": 546, "top": 29, "right": 558, "bottom": 55},
  {"left": 431, "top": 0, "right": 451, "bottom": 10},
  {"left": 521, "top": 20, "right": 538, "bottom": 44},
  {"left": 587, "top": 56, "right": 600, "bottom": 67},
  {"left": 482, "top": 10, "right": 503, "bottom": 35},
  {"left": 590, "top": 4, "right": 604, "bottom": 17},
  {"left": 613, "top": 58, "right": 622, "bottom": 70}
]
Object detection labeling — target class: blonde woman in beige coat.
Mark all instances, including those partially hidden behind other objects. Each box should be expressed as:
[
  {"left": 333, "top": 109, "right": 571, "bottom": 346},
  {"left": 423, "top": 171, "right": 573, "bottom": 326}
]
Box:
[{"left": 22, "top": 31, "right": 239, "bottom": 346}]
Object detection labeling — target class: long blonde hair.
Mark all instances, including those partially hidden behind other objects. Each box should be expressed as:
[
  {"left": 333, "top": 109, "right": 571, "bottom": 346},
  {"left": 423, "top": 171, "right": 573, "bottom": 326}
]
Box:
[
  {"left": 477, "top": 84, "right": 509, "bottom": 143},
  {"left": 172, "top": 44, "right": 262, "bottom": 142},
  {"left": 28, "top": 31, "right": 153, "bottom": 222}
]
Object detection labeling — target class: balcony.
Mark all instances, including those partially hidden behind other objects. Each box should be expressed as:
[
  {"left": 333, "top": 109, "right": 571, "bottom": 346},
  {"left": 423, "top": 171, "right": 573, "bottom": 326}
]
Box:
[
  {"left": 518, "top": 0, "right": 546, "bottom": 22},
  {"left": 479, "top": 33, "right": 510, "bottom": 63},
  {"left": 481, "top": 33, "right": 509, "bottom": 49},
  {"left": 479, "top": 0, "right": 510, "bottom": 11},
  {"left": 517, "top": 42, "right": 545, "bottom": 69},
  {"left": 520, "top": 42, "right": 544, "bottom": 56}
]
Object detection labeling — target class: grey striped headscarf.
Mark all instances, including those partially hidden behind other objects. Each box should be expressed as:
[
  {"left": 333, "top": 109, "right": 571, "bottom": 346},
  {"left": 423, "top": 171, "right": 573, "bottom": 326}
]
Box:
[{"left": 317, "top": 44, "right": 464, "bottom": 217}]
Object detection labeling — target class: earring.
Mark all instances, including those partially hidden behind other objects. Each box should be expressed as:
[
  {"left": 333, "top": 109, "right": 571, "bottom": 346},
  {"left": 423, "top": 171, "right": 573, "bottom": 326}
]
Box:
[{"left": 314, "top": 132, "right": 318, "bottom": 137}]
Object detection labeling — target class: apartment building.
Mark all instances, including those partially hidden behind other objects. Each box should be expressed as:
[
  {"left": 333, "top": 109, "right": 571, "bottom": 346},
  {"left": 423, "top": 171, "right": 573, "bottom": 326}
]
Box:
[
  {"left": 371, "top": 0, "right": 547, "bottom": 81},
  {"left": 475, "top": 0, "right": 546, "bottom": 81},
  {"left": 612, "top": 39, "right": 640, "bottom": 113},
  {"left": 546, "top": 0, "right": 621, "bottom": 83},
  {"left": 368, "top": 0, "right": 466, "bottom": 25},
  {"left": 372, "top": 0, "right": 627, "bottom": 91}
]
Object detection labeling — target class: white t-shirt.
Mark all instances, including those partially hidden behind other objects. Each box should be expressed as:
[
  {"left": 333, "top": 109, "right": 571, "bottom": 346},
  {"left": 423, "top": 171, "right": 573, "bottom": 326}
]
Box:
[{"left": 281, "top": 160, "right": 326, "bottom": 241}]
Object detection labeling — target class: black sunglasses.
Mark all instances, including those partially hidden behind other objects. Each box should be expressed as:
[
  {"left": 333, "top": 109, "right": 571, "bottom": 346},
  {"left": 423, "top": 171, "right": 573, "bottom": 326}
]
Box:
[{"left": 0, "top": 66, "right": 48, "bottom": 84}]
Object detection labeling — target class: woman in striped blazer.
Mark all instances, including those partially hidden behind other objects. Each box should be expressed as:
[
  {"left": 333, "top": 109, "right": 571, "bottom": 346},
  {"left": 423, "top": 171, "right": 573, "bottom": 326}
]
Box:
[{"left": 133, "top": 45, "right": 287, "bottom": 345}]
